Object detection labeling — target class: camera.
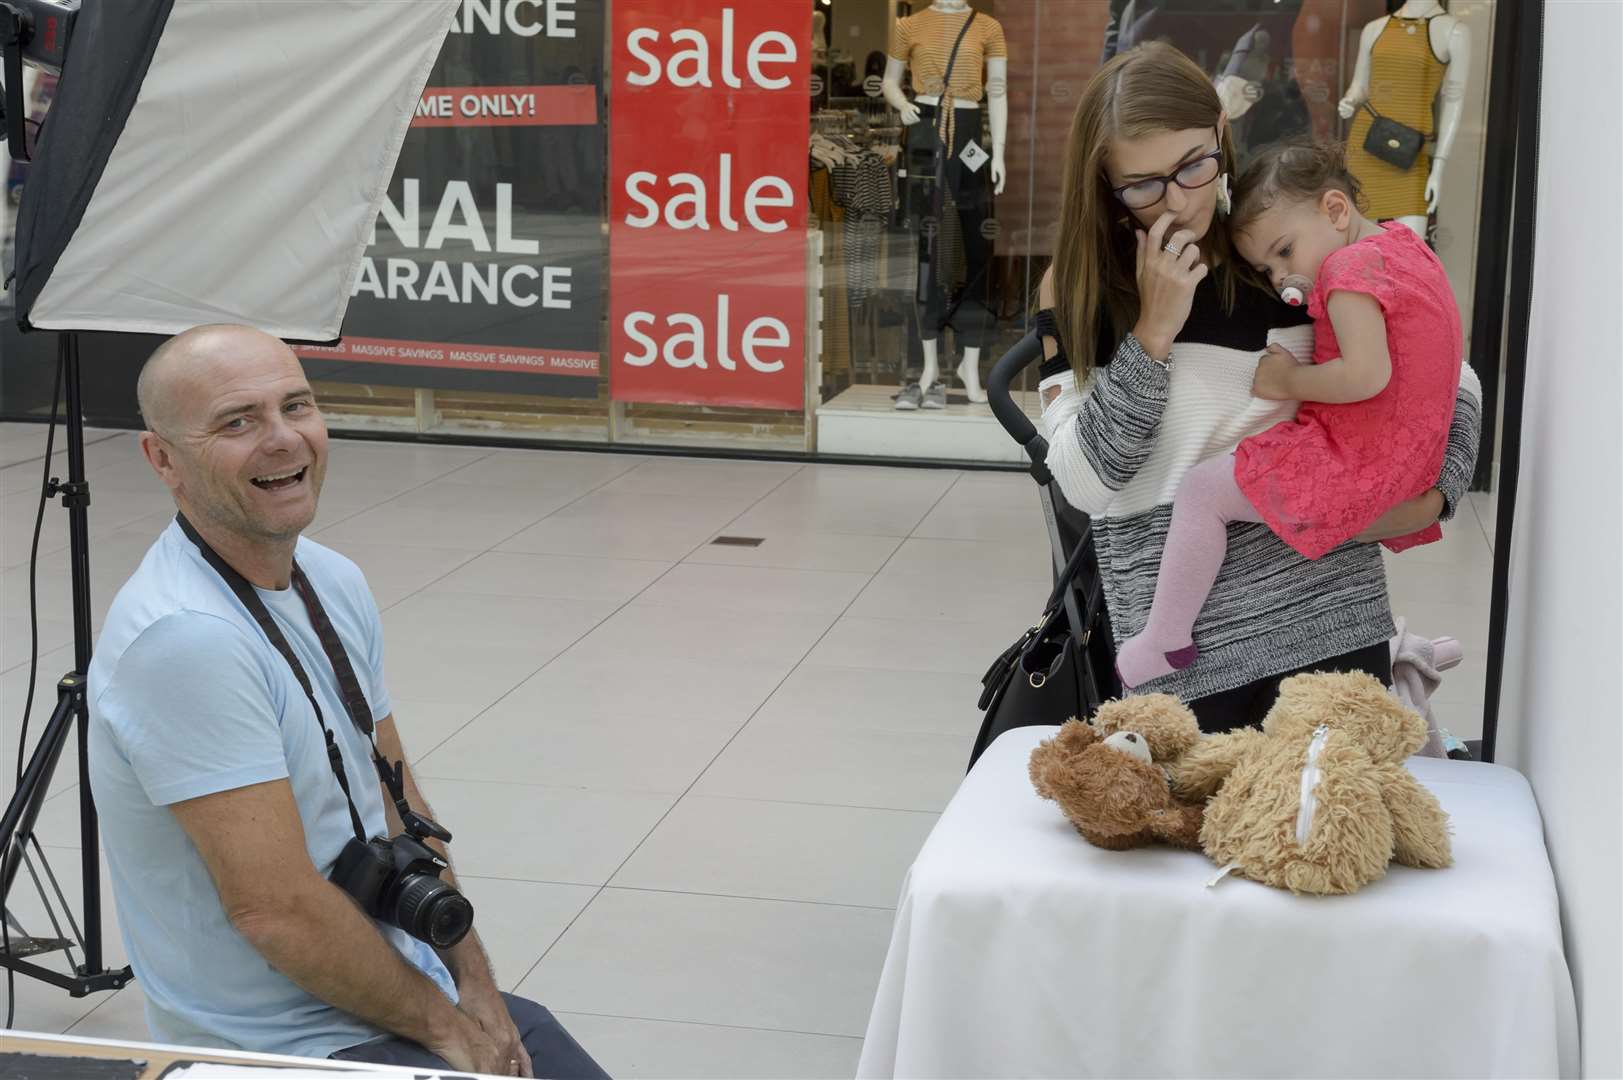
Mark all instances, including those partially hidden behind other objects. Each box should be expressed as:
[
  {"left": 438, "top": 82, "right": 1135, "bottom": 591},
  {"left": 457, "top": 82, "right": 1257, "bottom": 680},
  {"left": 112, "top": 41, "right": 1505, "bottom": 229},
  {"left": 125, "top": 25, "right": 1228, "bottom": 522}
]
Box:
[{"left": 330, "top": 831, "right": 474, "bottom": 950}]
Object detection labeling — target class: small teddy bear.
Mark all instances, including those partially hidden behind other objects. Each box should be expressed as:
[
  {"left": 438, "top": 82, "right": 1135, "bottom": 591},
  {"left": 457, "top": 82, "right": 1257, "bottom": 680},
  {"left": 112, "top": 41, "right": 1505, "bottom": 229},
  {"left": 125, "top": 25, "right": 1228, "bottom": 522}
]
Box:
[
  {"left": 1169, "top": 670, "right": 1453, "bottom": 895},
  {"left": 1029, "top": 694, "right": 1206, "bottom": 851}
]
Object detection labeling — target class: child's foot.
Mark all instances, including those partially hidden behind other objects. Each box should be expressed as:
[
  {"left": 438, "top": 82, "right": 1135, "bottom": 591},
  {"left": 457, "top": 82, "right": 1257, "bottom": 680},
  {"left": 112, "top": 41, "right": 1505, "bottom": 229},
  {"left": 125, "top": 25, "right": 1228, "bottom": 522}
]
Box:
[{"left": 1115, "top": 634, "right": 1199, "bottom": 689}]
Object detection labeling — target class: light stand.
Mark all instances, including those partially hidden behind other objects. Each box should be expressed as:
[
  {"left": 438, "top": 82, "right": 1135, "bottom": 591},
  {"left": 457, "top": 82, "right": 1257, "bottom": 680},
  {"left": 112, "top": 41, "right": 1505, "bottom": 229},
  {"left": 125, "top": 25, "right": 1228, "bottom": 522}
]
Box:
[{"left": 0, "top": 331, "right": 132, "bottom": 996}]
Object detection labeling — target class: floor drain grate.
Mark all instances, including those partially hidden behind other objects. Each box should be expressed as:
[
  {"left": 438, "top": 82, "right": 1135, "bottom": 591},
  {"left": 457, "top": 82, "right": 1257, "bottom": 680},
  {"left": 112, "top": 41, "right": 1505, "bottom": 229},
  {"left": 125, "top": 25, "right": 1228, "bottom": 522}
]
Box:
[{"left": 710, "top": 536, "right": 765, "bottom": 547}]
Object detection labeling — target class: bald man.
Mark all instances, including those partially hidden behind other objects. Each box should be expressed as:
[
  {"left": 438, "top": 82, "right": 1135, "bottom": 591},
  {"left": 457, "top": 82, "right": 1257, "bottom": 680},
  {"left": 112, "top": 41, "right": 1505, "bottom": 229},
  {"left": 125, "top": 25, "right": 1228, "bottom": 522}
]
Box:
[{"left": 87, "top": 326, "right": 606, "bottom": 1078}]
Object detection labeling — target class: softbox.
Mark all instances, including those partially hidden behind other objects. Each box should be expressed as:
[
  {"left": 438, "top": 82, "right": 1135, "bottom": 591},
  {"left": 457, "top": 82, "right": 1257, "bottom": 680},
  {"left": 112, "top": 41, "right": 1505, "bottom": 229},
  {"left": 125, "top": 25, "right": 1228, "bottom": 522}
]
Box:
[{"left": 11, "top": 0, "right": 458, "bottom": 342}]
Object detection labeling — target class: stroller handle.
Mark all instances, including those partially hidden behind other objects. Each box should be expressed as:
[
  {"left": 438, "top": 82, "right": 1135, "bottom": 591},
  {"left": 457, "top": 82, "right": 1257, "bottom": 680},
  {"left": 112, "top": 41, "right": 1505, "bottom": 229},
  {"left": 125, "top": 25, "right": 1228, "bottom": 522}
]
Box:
[{"left": 988, "top": 330, "right": 1050, "bottom": 466}]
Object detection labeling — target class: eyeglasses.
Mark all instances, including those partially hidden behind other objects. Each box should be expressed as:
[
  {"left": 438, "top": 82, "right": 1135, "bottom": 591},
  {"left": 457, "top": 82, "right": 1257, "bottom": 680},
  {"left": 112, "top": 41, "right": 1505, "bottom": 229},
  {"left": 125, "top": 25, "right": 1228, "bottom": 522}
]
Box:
[{"left": 1111, "top": 148, "right": 1223, "bottom": 210}]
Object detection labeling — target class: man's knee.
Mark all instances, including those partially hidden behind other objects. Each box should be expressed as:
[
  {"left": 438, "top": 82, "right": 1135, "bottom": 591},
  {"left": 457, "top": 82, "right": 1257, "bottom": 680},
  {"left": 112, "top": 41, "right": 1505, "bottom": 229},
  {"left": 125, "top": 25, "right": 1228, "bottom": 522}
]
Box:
[{"left": 499, "top": 993, "right": 609, "bottom": 1080}]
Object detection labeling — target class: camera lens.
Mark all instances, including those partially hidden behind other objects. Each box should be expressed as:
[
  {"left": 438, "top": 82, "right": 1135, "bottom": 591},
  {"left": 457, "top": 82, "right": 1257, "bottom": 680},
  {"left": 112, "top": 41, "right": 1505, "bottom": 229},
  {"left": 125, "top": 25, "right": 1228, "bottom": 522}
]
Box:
[{"left": 395, "top": 875, "right": 474, "bottom": 949}]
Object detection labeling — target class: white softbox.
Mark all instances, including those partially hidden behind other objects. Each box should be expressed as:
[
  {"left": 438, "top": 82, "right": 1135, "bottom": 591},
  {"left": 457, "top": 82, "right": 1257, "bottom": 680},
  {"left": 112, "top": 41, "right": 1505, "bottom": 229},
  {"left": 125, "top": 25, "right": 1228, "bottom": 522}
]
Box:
[{"left": 12, "top": 0, "right": 458, "bottom": 342}]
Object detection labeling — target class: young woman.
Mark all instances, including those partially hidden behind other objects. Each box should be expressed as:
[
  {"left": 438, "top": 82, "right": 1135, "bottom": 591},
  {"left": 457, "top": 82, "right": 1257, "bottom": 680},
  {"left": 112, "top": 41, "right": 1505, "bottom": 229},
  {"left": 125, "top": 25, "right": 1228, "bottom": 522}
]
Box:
[{"left": 1035, "top": 42, "right": 1481, "bottom": 733}]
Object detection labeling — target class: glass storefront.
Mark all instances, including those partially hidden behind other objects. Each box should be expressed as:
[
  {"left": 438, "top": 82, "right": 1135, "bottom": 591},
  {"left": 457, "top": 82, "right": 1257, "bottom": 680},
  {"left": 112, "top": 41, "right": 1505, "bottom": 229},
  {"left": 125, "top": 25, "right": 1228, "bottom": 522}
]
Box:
[{"left": 1, "top": 0, "right": 1507, "bottom": 469}]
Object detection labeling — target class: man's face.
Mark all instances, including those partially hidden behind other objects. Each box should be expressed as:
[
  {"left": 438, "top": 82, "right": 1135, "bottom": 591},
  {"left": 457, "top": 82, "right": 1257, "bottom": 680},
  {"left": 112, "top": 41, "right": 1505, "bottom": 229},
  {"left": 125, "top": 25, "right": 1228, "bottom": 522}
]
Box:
[{"left": 147, "top": 336, "right": 328, "bottom": 546}]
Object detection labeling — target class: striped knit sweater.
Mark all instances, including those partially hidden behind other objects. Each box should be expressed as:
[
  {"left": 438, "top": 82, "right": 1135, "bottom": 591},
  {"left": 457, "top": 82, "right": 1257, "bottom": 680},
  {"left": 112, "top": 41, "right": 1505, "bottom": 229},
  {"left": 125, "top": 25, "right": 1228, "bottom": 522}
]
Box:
[{"left": 1039, "top": 275, "right": 1482, "bottom": 703}]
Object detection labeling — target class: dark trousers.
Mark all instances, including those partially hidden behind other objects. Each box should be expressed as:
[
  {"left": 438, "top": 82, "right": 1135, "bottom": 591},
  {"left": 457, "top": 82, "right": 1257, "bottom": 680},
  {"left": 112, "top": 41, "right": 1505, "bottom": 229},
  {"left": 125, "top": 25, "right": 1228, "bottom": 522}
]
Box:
[
  {"left": 331, "top": 992, "right": 609, "bottom": 1079},
  {"left": 1189, "top": 641, "right": 1393, "bottom": 734},
  {"left": 909, "top": 102, "right": 993, "bottom": 349}
]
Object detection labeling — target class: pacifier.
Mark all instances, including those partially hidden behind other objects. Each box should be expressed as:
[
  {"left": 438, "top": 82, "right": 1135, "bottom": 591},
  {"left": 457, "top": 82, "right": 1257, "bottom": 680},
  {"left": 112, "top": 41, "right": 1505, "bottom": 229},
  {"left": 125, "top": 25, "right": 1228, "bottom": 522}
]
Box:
[{"left": 1278, "top": 274, "right": 1312, "bottom": 307}]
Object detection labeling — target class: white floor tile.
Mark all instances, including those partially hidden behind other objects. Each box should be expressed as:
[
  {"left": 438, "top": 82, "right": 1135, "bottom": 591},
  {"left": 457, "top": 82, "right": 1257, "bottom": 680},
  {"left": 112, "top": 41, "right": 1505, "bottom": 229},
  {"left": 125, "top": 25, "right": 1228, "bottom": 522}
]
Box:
[
  {"left": 683, "top": 530, "right": 903, "bottom": 573},
  {"left": 388, "top": 699, "right": 485, "bottom": 763},
  {"left": 881, "top": 536, "right": 1054, "bottom": 583},
  {"left": 911, "top": 473, "right": 1048, "bottom": 543},
  {"left": 66, "top": 984, "right": 151, "bottom": 1042},
  {"left": 565, "top": 604, "right": 836, "bottom": 672},
  {"left": 313, "top": 483, "right": 576, "bottom": 551},
  {"left": 519, "top": 889, "right": 892, "bottom": 1037},
  {"left": 695, "top": 723, "right": 968, "bottom": 813},
  {"left": 418, "top": 779, "right": 675, "bottom": 885},
  {"left": 455, "top": 877, "right": 597, "bottom": 992},
  {"left": 635, "top": 563, "right": 870, "bottom": 617},
  {"left": 612, "top": 796, "right": 936, "bottom": 908},
  {"left": 416, "top": 706, "right": 745, "bottom": 795},
  {"left": 478, "top": 652, "right": 788, "bottom": 728},
  {"left": 498, "top": 492, "right": 755, "bottom": 561},
  {"left": 3, "top": 968, "right": 111, "bottom": 1035},
  {"left": 747, "top": 664, "right": 987, "bottom": 739},
  {"left": 553, "top": 1012, "right": 863, "bottom": 1080},
  {"left": 597, "top": 458, "right": 801, "bottom": 501},
  {"left": 435, "top": 448, "right": 645, "bottom": 494},
  {"left": 806, "top": 615, "right": 1018, "bottom": 675},
  {"left": 847, "top": 569, "right": 1049, "bottom": 625},
  {"left": 727, "top": 466, "right": 958, "bottom": 538},
  {"left": 380, "top": 593, "right": 615, "bottom": 707},
  {"left": 315, "top": 538, "right": 481, "bottom": 611},
  {"left": 1384, "top": 550, "right": 1495, "bottom": 610},
  {"left": 424, "top": 551, "right": 672, "bottom": 605}
]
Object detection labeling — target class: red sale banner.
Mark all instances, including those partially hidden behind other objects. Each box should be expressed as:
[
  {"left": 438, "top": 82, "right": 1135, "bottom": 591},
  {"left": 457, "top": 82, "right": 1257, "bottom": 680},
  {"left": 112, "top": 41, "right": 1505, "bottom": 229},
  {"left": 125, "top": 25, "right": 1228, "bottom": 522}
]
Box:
[{"left": 609, "top": 1, "right": 810, "bottom": 409}]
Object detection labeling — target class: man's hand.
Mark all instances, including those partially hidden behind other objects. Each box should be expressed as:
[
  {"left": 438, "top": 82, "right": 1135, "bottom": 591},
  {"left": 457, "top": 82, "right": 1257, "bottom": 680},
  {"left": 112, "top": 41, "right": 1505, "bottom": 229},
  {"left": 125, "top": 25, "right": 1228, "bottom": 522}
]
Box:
[
  {"left": 1356, "top": 488, "right": 1445, "bottom": 542},
  {"left": 1251, "top": 343, "right": 1304, "bottom": 400},
  {"left": 459, "top": 981, "right": 532, "bottom": 1077},
  {"left": 426, "top": 1003, "right": 515, "bottom": 1076}
]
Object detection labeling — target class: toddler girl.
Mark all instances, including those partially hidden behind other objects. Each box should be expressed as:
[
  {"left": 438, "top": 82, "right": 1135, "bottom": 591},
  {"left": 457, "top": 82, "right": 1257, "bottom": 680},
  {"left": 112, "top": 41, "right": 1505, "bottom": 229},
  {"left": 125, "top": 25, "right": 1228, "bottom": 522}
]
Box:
[{"left": 1115, "top": 140, "right": 1462, "bottom": 689}]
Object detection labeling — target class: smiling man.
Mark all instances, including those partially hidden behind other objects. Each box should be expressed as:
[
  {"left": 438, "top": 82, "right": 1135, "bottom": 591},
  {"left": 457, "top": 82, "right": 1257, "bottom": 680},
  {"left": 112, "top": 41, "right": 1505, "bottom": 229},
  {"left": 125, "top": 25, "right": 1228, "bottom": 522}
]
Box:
[{"left": 86, "top": 325, "right": 606, "bottom": 1077}]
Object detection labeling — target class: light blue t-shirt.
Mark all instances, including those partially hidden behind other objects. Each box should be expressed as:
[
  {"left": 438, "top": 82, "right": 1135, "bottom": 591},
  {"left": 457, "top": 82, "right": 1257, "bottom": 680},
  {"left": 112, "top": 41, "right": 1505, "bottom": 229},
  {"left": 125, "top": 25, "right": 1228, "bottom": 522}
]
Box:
[{"left": 87, "top": 520, "right": 457, "bottom": 1059}]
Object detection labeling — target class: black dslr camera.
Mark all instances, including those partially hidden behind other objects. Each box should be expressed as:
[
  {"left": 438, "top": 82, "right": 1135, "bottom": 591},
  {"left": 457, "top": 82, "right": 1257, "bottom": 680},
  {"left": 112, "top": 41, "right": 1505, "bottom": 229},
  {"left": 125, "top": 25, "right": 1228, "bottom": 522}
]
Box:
[{"left": 330, "top": 811, "right": 474, "bottom": 950}]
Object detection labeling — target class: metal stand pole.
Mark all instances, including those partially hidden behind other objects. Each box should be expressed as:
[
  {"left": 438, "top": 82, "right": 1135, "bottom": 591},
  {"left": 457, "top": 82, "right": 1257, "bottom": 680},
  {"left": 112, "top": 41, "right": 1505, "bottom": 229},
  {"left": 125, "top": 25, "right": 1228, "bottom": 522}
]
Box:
[{"left": 0, "top": 331, "right": 133, "bottom": 996}]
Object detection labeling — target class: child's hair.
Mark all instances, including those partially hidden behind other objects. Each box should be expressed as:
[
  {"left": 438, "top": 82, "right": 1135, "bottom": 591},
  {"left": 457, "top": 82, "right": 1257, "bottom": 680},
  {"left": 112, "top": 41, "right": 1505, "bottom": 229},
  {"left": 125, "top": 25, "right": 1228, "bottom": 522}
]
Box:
[{"left": 1231, "top": 138, "right": 1363, "bottom": 230}]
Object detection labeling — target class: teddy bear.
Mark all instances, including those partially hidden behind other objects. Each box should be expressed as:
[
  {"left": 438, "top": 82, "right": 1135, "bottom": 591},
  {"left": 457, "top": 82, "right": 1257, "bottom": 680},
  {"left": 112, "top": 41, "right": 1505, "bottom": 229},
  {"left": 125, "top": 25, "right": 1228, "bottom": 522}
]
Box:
[
  {"left": 1029, "top": 694, "right": 1206, "bottom": 851},
  {"left": 1168, "top": 670, "right": 1453, "bottom": 895}
]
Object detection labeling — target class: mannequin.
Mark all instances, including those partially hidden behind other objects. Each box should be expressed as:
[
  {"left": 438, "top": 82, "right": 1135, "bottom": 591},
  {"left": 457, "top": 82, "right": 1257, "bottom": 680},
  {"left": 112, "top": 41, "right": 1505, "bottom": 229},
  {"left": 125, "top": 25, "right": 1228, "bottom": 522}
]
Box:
[
  {"left": 1338, "top": 0, "right": 1471, "bottom": 238},
  {"left": 1105, "top": 1, "right": 1310, "bottom": 157},
  {"left": 881, "top": 0, "right": 1008, "bottom": 407}
]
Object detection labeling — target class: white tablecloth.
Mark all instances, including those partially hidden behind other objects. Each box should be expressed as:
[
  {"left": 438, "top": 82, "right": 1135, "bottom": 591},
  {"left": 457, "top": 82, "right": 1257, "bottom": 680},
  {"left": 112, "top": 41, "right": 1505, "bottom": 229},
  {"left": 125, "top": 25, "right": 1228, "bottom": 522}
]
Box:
[{"left": 858, "top": 727, "right": 1578, "bottom": 1079}]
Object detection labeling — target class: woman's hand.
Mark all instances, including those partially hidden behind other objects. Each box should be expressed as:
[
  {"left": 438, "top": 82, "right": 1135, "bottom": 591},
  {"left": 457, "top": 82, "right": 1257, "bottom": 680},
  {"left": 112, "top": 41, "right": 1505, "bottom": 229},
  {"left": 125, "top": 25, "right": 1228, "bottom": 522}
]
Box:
[
  {"left": 1251, "top": 343, "right": 1305, "bottom": 400},
  {"left": 1132, "top": 212, "right": 1208, "bottom": 363},
  {"left": 1356, "top": 489, "right": 1445, "bottom": 543}
]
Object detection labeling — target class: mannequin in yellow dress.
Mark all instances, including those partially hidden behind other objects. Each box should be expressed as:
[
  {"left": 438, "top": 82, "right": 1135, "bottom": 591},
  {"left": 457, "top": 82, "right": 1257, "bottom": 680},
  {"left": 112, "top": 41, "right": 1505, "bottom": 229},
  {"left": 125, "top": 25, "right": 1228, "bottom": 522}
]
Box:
[{"left": 1338, "top": 0, "right": 1471, "bottom": 238}]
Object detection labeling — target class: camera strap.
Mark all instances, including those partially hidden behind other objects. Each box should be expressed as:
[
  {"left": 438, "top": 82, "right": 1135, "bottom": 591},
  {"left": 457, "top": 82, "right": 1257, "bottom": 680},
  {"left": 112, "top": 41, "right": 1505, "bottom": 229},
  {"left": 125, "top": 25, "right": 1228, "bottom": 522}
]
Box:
[{"left": 175, "top": 512, "right": 423, "bottom": 846}]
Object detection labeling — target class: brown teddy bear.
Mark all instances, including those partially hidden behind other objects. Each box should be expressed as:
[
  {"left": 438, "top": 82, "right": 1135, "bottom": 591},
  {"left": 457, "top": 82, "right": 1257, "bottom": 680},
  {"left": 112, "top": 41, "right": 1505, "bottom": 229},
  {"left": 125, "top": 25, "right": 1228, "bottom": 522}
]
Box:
[
  {"left": 1029, "top": 694, "right": 1206, "bottom": 851},
  {"left": 1169, "top": 670, "right": 1453, "bottom": 895}
]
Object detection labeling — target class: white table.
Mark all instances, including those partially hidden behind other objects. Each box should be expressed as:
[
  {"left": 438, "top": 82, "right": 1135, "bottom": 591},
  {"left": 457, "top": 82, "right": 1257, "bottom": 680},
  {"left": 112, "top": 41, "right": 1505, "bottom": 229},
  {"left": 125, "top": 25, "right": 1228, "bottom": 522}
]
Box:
[{"left": 858, "top": 727, "right": 1579, "bottom": 1079}]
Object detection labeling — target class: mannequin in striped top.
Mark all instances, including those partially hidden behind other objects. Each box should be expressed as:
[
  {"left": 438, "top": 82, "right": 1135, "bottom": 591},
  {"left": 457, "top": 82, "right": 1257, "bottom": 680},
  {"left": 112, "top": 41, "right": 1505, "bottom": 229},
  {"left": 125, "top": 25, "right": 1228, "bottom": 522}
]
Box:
[{"left": 882, "top": 0, "right": 1009, "bottom": 407}]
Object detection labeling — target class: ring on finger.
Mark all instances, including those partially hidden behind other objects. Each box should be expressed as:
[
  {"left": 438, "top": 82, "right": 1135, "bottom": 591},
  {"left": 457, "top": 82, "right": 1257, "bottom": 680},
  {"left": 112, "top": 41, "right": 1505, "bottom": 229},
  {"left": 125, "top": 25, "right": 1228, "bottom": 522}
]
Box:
[{"left": 1163, "top": 241, "right": 1184, "bottom": 257}]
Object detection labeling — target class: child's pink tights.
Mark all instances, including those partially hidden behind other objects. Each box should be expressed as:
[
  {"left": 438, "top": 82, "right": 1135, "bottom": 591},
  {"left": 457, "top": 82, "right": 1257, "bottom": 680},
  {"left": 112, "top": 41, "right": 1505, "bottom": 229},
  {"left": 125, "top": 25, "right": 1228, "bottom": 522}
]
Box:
[{"left": 1114, "top": 453, "right": 1263, "bottom": 688}]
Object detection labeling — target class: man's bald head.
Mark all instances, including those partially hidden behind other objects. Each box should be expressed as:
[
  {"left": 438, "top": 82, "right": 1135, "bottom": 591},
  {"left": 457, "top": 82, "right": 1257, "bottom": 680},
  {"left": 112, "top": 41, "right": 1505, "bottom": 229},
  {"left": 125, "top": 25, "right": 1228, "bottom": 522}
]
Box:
[{"left": 137, "top": 324, "right": 298, "bottom": 438}]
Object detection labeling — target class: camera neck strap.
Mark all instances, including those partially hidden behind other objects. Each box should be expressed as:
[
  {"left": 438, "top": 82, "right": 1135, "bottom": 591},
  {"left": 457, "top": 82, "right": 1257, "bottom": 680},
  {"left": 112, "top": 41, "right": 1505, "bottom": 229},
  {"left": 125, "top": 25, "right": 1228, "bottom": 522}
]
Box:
[{"left": 175, "top": 513, "right": 424, "bottom": 846}]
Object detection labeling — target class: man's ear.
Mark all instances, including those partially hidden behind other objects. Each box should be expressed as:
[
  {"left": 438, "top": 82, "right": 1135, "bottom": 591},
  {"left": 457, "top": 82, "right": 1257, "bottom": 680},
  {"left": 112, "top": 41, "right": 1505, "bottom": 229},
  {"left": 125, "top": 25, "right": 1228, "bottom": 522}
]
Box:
[{"left": 139, "top": 431, "right": 179, "bottom": 489}]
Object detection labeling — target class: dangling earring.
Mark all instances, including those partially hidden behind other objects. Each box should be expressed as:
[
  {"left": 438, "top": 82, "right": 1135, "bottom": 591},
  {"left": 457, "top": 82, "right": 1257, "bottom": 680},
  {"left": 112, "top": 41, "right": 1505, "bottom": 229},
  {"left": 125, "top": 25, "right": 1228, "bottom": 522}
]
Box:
[{"left": 1216, "top": 172, "right": 1233, "bottom": 218}]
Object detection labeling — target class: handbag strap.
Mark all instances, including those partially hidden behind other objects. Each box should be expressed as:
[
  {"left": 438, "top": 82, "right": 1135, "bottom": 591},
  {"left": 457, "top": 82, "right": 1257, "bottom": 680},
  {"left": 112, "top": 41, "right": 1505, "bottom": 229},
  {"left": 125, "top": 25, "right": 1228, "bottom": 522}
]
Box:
[{"left": 936, "top": 9, "right": 978, "bottom": 114}]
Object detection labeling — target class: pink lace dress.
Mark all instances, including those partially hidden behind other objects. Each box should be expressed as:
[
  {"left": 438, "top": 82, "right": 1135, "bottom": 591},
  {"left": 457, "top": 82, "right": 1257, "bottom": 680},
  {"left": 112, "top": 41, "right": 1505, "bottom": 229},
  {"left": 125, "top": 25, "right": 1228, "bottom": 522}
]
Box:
[{"left": 1234, "top": 223, "right": 1463, "bottom": 559}]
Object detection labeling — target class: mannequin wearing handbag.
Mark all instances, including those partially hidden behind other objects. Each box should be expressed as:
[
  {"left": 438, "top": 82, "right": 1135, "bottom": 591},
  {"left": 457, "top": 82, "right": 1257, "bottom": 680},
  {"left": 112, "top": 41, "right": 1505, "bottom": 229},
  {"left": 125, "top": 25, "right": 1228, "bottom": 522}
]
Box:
[
  {"left": 1337, "top": 0, "right": 1471, "bottom": 238},
  {"left": 882, "top": 0, "right": 1008, "bottom": 408}
]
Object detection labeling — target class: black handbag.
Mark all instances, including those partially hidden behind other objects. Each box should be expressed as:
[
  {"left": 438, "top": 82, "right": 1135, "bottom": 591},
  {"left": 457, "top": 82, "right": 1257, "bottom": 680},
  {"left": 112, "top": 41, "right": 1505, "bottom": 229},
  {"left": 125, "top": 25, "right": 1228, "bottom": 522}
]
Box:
[
  {"left": 967, "top": 522, "right": 1114, "bottom": 771},
  {"left": 1362, "top": 103, "right": 1427, "bottom": 170}
]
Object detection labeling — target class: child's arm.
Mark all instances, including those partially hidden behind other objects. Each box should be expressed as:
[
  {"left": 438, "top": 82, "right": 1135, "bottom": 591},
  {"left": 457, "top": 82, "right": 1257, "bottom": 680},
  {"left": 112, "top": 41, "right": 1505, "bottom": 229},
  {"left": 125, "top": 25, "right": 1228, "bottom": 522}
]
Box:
[{"left": 1252, "top": 290, "right": 1393, "bottom": 403}]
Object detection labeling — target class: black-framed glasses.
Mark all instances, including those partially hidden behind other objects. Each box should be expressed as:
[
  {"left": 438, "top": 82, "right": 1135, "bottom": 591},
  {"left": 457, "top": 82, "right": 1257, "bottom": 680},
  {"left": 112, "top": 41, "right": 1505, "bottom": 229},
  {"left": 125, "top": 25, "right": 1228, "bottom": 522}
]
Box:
[{"left": 1111, "top": 148, "right": 1222, "bottom": 211}]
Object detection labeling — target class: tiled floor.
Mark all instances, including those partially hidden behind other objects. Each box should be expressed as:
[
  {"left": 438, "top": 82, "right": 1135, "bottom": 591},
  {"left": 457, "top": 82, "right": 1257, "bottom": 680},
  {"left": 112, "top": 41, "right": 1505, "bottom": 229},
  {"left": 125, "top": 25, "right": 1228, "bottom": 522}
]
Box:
[{"left": 0, "top": 422, "right": 1498, "bottom": 1076}]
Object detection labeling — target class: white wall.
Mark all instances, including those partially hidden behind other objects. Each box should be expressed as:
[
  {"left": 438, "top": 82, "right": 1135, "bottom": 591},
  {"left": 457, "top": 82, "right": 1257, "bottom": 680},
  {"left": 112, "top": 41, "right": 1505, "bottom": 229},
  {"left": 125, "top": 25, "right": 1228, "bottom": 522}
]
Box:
[{"left": 1494, "top": 4, "right": 1623, "bottom": 1077}]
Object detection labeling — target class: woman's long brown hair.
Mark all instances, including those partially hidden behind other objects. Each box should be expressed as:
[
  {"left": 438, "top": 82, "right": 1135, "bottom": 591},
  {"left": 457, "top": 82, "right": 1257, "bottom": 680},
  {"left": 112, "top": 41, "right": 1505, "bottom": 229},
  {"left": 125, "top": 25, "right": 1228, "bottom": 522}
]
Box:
[{"left": 1051, "top": 42, "right": 1241, "bottom": 383}]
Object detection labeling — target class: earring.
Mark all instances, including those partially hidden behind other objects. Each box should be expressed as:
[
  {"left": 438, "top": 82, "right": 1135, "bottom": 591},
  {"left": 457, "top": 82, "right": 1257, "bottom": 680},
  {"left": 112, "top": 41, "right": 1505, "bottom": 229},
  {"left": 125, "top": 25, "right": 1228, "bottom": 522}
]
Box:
[{"left": 1216, "top": 173, "right": 1233, "bottom": 218}]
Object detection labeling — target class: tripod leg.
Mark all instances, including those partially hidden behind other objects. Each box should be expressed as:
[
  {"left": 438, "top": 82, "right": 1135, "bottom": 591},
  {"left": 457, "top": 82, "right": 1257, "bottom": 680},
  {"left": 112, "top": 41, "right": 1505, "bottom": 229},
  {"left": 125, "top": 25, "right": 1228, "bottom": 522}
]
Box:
[{"left": 0, "top": 678, "right": 79, "bottom": 900}]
